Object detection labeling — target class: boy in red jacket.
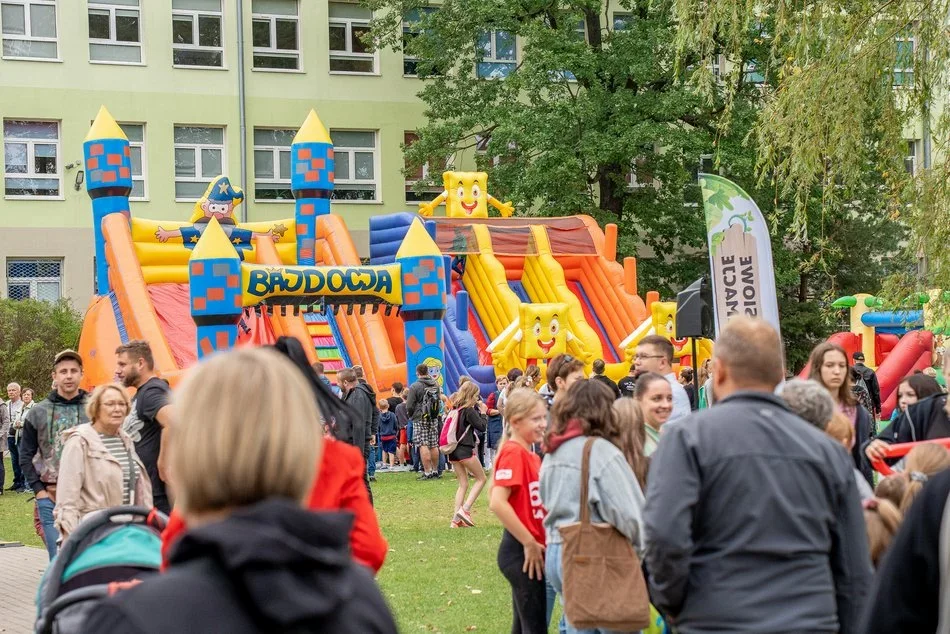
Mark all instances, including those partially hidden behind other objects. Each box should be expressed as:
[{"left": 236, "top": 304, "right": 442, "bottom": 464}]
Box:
[{"left": 161, "top": 437, "right": 387, "bottom": 573}]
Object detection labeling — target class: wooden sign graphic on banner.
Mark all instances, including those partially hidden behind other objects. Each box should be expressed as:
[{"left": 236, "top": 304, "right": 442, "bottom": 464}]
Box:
[{"left": 711, "top": 223, "right": 763, "bottom": 326}]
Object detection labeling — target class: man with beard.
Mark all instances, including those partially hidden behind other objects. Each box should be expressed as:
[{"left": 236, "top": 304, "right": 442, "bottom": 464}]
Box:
[{"left": 115, "top": 341, "right": 172, "bottom": 514}]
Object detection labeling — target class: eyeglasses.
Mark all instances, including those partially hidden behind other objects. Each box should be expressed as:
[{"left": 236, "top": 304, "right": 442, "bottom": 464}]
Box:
[{"left": 634, "top": 354, "right": 666, "bottom": 361}]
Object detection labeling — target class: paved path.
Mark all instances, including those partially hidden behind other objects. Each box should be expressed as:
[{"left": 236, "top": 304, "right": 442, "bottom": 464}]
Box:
[{"left": 0, "top": 545, "right": 47, "bottom": 633}]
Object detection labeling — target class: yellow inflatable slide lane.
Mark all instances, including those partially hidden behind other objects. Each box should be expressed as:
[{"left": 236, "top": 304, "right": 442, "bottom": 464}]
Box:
[
  {"left": 461, "top": 224, "right": 525, "bottom": 372},
  {"left": 521, "top": 225, "right": 629, "bottom": 381}
]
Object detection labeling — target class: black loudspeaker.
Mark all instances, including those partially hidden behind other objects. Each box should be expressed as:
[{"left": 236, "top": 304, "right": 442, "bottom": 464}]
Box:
[{"left": 676, "top": 277, "right": 715, "bottom": 339}]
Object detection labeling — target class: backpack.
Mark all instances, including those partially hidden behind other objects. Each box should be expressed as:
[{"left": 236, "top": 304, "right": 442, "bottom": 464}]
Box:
[
  {"left": 438, "top": 409, "right": 466, "bottom": 455},
  {"left": 419, "top": 385, "right": 442, "bottom": 423}
]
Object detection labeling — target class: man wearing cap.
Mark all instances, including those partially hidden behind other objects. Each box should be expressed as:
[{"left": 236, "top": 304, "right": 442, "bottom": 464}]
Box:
[
  {"left": 852, "top": 352, "right": 881, "bottom": 418},
  {"left": 19, "top": 350, "right": 90, "bottom": 559}
]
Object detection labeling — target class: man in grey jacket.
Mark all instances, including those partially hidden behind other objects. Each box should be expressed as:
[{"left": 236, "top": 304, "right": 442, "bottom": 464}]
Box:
[{"left": 644, "top": 317, "right": 872, "bottom": 634}]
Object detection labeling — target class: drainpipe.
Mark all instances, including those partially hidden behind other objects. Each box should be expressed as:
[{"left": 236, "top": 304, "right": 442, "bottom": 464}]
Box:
[{"left": 236, "top": 0, "right": 249, "bottom": 222}]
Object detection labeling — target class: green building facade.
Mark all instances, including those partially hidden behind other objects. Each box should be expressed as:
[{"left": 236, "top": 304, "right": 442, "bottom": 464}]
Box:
[{"left": 0, "top": 0, "right": 441, "bottom": 308}]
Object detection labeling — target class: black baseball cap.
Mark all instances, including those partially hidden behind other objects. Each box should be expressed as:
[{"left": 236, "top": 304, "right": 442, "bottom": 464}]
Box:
[
  {"left": 53, "top": 349, "right": 83, "bottom": 368},
  {"left": 852, "top": 351, "right": 865, "bottom": 361}
]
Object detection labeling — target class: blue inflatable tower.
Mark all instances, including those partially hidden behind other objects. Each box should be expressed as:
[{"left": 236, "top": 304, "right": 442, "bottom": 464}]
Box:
[
  {"left": 84, "top": 106, "right": 133, "bottom": 294},
  {"left": 291, "top": 109, "right": 334, "bottom": 266}
]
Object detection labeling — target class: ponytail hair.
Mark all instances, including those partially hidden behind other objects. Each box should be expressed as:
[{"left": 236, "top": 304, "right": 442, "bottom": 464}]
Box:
[
  {"left": 900, "top": 442, "right": 950, "bottom": 513},
  {"left": 863, "top": 497, "right": 902, "bottom": 567}
]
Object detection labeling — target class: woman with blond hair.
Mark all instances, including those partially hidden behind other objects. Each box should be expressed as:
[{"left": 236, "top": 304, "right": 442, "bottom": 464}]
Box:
[
  {"left": 489, "top": 388, "right": 549, "bottom": 633},
  {"left": 612, "top": 397, "right": 649, "bottom": 490},
  {"left": 54, "top": 384, "right": 151, "bottom": 539},
  {"left": 448, "top": 381, "right": 488, "bottom": 527},
  {"left": 84, "top": 348, "right": 397, "bottom": 634}
]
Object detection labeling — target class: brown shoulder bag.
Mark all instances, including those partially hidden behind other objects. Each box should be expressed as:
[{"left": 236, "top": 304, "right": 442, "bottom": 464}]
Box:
[{"left": 558, "top": 437, "right": 651, "bottom": 631}]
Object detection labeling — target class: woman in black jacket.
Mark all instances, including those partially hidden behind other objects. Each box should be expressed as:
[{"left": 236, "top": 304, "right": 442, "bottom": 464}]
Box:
[
  {"left": 448, "top": 381, "right": 488, "bottom": 528},
  {"left": 865, "top": 390, "right": 950, "bottom": 465},
  {"left": 808, "top": 342, "right": 875, "bottom": 486},
  {"left": 81, "top": 348, "right": 397, "bottom": 634}
]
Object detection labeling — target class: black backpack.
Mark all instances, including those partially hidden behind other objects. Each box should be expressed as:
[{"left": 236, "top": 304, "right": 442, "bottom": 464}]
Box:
[{"left": 419, "top": 385, "right": 442, "bottom": 423}]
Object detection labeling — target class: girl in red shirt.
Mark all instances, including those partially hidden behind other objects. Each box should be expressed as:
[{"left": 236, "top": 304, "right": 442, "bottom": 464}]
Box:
[{"left": 489, "top": 388, "right": 548, "bottom": 634}]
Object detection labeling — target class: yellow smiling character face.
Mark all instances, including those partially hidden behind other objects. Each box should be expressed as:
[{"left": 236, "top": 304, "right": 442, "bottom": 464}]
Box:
[
  {"left": 652, "top": 301, "right": 677, "bottom": 339},
  {"left": 443, "top": 171, "right": 489, "bottom": 218},
  {"left": 521, "top": 302, "right": 568, "bottom": 360}
]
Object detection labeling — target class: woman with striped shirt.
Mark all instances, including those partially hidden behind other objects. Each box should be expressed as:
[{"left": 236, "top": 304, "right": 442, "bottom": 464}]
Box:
[{"left": 55, "top": 383, "right": 152, "bottom": 539}]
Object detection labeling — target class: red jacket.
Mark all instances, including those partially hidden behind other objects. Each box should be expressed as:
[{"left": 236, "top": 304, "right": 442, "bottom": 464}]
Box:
[{"left": 161, "top": 437, "right": 388, "bottom": 573}]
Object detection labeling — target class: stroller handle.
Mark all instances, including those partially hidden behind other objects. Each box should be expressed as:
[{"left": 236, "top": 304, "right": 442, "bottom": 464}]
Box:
[
  {"left": 39, "top": 506, "right": 167, "bottom": 616},
  {"left": 35, "top": 586, "right": 110, "bottom": 634}
]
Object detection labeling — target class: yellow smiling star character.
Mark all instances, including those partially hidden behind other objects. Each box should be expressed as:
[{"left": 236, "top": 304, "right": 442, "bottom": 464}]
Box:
[
  {"left": 418, "top": 171, "right": 515, "bottom": 218},
  {"left": 487, "top": 303, "right": 589, "bottom": 373}
]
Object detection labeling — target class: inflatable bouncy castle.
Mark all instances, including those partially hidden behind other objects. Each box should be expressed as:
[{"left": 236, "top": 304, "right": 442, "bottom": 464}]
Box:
[
  {"left": 800, "top": 292, "right": 949, "bottom": 419},
  {"left": 78, "top": 106, "right": 708, "bottom": 395}
]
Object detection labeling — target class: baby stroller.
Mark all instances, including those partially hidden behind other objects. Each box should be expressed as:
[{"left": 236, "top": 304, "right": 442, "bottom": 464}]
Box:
[{"left": 35, "top": 505, "right": 167, "bottom": 634}]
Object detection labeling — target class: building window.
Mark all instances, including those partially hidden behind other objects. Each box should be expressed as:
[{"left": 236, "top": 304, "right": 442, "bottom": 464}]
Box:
[
  {"left": 626, "top": 145, "right": 657, "bottom": 190},
  {"left": 6, "top": 258, "right": 61, "bottom": 301},
  {"left": 253, "top": 128, "right": 294, "bottom": 201},
  {"left": 3, "top": 119, "right": 59, "bottom": 198},
  {"left": 328, "top": 2, "right": 374, "bottom": 74},
  {"left": 88, "top": 0, "right": 141, "bottom": 63},
  {"left": 172, "top": 0, "right": 223, "bottom": 68},
  {"left": 477, "top": 30, "right": 516, "bottom": 79},
  {"left": 905, "top": 139, "right": 919, "bottom": 175},
  {"left": 120, "top": 123, "right": 146, "bottom": 199},
  {"left": 1, "top": 0, "right": 57, "bottom": 59},
  {"left": 894, "top": 34, "right": 914, "bottom": 87},
  {"left": 251, "top": 0, "right": 298, "bottom": 70},
  {"left": 330, "top": 130, "right": 377, "bottom": 201},
  {"left": 402, "top": 6, "right": 435, "bottom": 76},
  {"left": 404, "top": 131, "right": 445, "bottom": 203},
  {"left": 174, "top": 125, "right": 224, "bottom": 200},
  {"left": 612, "top": 13, "right": 633, "bottom": 30}
]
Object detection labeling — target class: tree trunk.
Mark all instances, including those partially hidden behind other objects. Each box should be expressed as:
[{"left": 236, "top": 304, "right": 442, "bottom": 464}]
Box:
[
  {"left": 798, "top": 270, "right": 809, "bottom": 303},
  {"left": 597, "top": 163, "right": 625, "bottom": 220}
]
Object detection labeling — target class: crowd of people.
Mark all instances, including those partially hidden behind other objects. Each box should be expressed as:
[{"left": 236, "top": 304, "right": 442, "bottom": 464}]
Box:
[{"left": 3, "top": 316, "right": 950, "bottom": 632}]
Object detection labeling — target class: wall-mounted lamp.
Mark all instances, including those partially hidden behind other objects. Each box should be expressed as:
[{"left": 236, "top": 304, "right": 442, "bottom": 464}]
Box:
[{"left": 74, "top": 170, "right": 84, "bottom": 191}]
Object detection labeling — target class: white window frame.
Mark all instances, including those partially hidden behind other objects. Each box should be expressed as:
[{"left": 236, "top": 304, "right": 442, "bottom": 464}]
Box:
[
  {"left": 251, "top": 0, "right": 299, "bottom": 72},
  {"left": 172, "top": 0, "right": 224, "bottom": 69},
  {"left": 404, "top": 131, "right": 444, "bottom": 204},
  {"left": 87, "top": 0, "right": 143, "bottom": 65},
  {"left": 173, "top": 125, "right": 225, "bottom": 202},
  {"left": 1, "top": 0, "right": 59, "bottom": 61},
  {"left": 477, "top": 29, "right": 517, "bottom": 79},
  {"left": 401, "top": 7, "right": 436, "bottom": 77},
  {"left": 905, "top": 139, "right": 919, "bottom": 176},
  {"left": 329, "top": 10, "right": 377, "bottom": 75},
  {"left": 252, "top": 127, "right": 294, "bottom": 203},
  {"left": 6, "top": 258, "right": 62, "bottom": 301},
  {"left": 120, "top": 122, "right": 147, "bottom": 200},
  {"left": 894, "top": 34, "right": 914, "bottom": 87},
  {"left": 331, "top": 129, "right": 380, "bottom": 204},
  {"left": 3, "top": 119, "right": 61, "bottom": 200}
]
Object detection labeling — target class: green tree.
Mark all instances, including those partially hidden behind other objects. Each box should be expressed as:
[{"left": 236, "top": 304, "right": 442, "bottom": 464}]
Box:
[
  {"left": 368, "top": 0, "right": 907, "bottom": 367},
  {"left": 0, "top": 299, "right": 83, "bottom": 394},
  {"left": 673, "top": 0, "right": 950, "bottom": 299}
]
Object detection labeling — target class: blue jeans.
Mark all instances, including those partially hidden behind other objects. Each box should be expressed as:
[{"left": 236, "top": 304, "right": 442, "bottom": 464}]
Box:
[
  {"left": 8, "top": 435, "right": 23, "bottom": 488},
  {"left": 546, "top": 542, "right": 634, "bottom": 634},
  {"left": 36, "top": 497, "right": 58, "bottom": 560},
  {"left": 366, "top": 441, "right": 377, "bottom": 477}
]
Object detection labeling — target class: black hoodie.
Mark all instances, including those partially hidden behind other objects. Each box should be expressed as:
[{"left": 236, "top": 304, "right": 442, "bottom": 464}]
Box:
[{"left": 82, "top": 499, "right": 398, "bottom": 634}]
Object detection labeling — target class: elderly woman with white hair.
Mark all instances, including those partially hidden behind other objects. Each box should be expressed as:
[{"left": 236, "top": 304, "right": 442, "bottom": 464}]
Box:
[
  {"left": 83, "top": 348, "right": 397, "bottom": 634},
  {"left": 780, "top": 378, "right": 837, "bottom": 430}
]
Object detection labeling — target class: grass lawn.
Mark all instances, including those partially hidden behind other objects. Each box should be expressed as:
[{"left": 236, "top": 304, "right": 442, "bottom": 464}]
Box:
[{"left": 0, "top": 456, "right": 560, "bottom": 632}]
